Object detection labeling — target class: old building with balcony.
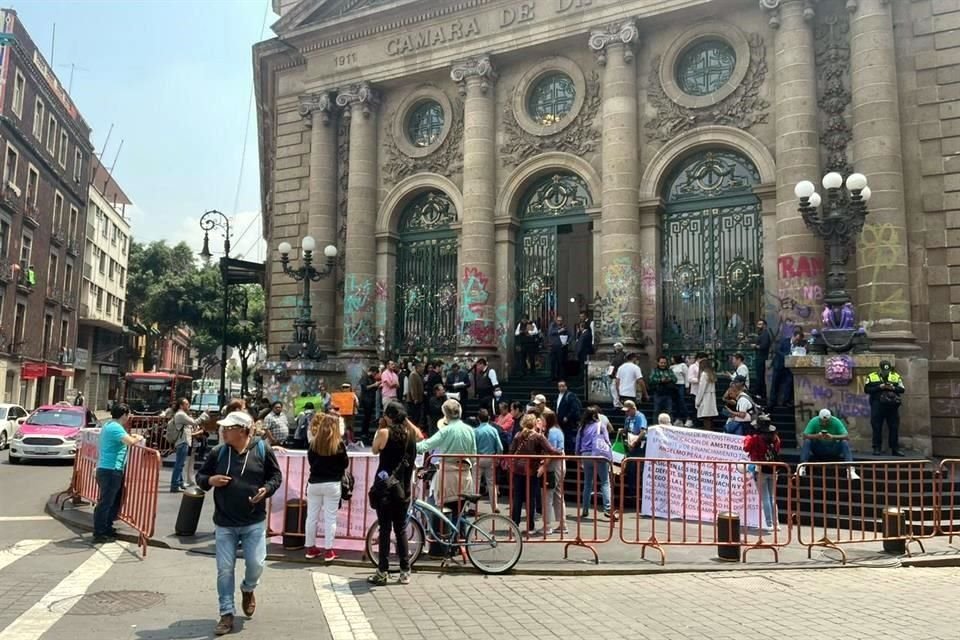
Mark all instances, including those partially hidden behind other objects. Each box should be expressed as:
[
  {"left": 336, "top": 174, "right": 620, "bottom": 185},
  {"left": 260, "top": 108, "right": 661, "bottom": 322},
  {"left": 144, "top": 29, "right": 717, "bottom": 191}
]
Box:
[
  {"left": 74, "top": 155, "right": 131, "bottom": 410},
  {"left": 0, "top": 9, "right": 92, "bottom": 407}
]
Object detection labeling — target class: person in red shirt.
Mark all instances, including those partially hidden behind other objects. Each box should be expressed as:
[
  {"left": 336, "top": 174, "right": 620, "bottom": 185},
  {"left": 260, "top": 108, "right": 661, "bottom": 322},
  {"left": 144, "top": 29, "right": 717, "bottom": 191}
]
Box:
[
  {"left": 494, "top": 401, "right": 514, "bottom": 434},
  {"left": 380, "top": 361, "right": 400, "bottom": 404},
  {"left": 742, "top": 417, "right": 781, "bottom": 534}
]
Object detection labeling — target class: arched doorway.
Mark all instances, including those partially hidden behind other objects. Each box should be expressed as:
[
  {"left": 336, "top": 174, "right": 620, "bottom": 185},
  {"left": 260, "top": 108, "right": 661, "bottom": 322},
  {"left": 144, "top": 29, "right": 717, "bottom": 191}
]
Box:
[
  {"left": 394, "top": 190, "right": 458, "bottom": 354},
  {"left": 515, "top": 171, "right": 594, "bottom": 327},
  {"left": 661, "top": 150, "right": 763, "bottom": 359}
]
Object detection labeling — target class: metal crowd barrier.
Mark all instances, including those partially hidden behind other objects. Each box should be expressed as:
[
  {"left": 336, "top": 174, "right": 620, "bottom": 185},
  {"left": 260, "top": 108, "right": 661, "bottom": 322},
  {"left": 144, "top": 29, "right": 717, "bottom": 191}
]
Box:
[
  {"left": 127, "top": 415, "right": 170, "bottom": 454},
  {"left": 794, "top": 460, "right": 938, "bottom": 563},
  {"left": 617, "top": 458, "right": 793, "bottom": 565},
  {"left": 937, "top": 459, "right": 960, "bottom": 543}
]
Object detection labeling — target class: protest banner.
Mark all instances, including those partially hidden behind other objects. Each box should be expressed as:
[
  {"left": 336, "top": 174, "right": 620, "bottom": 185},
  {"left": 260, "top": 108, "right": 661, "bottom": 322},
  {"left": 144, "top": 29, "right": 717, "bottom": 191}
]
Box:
[{"left": 641, "top": 425, "right": 761, "bottom": 529}]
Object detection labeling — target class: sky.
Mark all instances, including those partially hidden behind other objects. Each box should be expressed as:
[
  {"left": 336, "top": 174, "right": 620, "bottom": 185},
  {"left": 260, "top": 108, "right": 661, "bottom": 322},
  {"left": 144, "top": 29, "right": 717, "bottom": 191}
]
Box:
[{"left": 11, "top": 0, "right": 277, "bottom": 263}]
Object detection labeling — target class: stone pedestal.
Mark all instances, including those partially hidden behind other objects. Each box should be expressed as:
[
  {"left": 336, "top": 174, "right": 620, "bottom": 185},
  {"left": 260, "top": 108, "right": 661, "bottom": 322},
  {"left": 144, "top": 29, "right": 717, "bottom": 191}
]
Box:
[{"left": 788, "top": 353, "right": 931, "bottom": 455}]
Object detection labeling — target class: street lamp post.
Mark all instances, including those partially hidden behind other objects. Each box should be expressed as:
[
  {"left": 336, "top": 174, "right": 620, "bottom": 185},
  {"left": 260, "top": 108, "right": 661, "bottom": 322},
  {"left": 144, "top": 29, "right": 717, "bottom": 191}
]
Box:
[
  {"left": 277, "top": 236, "right": 338, "bottom": 360},
  {"left": 199, "top": 209, "right": 231, "bottom": 408},
  {"left": 794, "top": 172, "right": 872, "bottom": 353}
]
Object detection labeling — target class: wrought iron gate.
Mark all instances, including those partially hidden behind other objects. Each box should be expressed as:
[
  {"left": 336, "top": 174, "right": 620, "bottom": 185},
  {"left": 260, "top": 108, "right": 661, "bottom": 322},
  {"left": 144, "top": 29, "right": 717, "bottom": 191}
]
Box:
[
  {"left": 394, "top": 191, "right": 458, "bottom": 354},
  {"left": 661, "top": 151, "right": 763, "bottom": 362}
]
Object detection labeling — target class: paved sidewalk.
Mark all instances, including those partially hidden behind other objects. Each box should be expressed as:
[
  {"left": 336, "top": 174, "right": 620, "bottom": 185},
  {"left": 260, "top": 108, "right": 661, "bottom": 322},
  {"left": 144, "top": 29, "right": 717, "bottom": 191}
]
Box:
[{"left": 47, "top": 487, "right": 960, "bottom": 574}]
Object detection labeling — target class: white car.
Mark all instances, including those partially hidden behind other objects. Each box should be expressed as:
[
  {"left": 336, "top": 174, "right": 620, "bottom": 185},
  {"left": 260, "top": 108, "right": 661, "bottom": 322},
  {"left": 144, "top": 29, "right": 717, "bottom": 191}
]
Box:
[{"left": 0, "top": 403, "right": 28, "bottom": 450}]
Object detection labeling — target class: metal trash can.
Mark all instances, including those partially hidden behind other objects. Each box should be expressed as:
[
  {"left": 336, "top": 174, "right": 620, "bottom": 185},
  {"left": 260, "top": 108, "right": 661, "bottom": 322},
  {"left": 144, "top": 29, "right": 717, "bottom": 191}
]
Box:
[
  {"left": 283, "top": 499, "right": 308, "bottom": 550},
  {"left": 174, "top": 487, "right": 206, "bottom": 537},
  {"left": 716, "top": 511, "right": 741, "bottom": 562},
  {"left": 882, "top": 507, "right": 907, "bottom": 555}
]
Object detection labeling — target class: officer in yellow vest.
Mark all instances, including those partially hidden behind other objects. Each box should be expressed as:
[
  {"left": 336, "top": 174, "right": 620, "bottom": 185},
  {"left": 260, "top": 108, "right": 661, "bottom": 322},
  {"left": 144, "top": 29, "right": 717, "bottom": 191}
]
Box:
[{"left": 864, "top": 360, "right": 905, "bottom": 456}]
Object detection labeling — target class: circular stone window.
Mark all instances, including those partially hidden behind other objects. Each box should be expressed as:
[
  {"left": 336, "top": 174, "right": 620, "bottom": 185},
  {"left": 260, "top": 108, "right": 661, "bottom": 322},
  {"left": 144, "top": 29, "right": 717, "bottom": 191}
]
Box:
[
  {"left": 527, "top": 73, "right": 576, "bottom": 126},
  {"left": 406, "top": 100, "right": 444, "bottom": 148},
  {"left": 675, "top": 40, "right": 736, "bottom": 97}
]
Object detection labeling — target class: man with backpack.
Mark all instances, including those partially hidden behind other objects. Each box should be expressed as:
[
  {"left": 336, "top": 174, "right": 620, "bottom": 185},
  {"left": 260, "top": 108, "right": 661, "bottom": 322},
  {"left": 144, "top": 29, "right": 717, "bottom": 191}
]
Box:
[
  {"left": 197, "top": 410, "right": 283, "bottom": 637},
  {"left": 293, "top": 402, "right": 316, "bottom": 450},
  {"left": 723, "top": 376, "right": 756, "bottom": 436},
  {"left": 166, "top": 398, "right": 200, "bottom": 493}
]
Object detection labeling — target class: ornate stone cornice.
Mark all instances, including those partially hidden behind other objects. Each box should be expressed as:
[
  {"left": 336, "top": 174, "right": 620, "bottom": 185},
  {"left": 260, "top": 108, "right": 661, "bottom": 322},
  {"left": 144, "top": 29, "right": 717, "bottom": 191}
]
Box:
[
  {"left": 335, "top": 82, "right": 380, "bottom": 118},
  {"left": 760, "top": 0, "right": 816, "bottom": 29},
  {"left": 450, "top": 55, "right": 497, "bottom": 96},
  {"left": 298, "top": 91, "right": 336, "bottom": 127},
  {"left": 588, "top": 19, "right": 639, "bottom": 66},
  {"left": 844, "top": 0, "right": 892, "bottom": 12}
]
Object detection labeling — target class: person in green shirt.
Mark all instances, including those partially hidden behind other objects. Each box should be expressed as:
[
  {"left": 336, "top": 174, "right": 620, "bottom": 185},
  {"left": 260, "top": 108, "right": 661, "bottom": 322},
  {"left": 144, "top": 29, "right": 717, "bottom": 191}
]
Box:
[
  {"left": 416, "top": 399, "right": 477, "bottom": 525},
  {"left": 799, "top": 409, "right": 859, "bottom": 480}
]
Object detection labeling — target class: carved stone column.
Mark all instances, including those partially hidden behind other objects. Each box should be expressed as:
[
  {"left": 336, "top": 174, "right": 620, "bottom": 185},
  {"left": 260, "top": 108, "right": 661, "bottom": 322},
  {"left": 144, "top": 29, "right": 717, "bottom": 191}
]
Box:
[
  {"left": 298, "top": 91, "right": 338, "bottom": 350},
  {"left": 762, "top": 0, "right": 824, "bottom": 338},
  {"left": 451, "top": 55, "right": 498, "bottom": 355},
  {"left": 336, "top": 83, "right": 381, "bottom": 355},
  {"left": 589, "top": 20, "right": 642, "bottom": 352},
  {"left": 848, "top": 0, "right": 916, "bottom": 349}
]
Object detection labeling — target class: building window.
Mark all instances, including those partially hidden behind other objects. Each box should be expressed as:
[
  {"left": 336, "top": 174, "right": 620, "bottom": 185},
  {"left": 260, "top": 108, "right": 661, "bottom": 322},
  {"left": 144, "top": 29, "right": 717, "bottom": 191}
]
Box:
[
  {"left": 58, "top": 132, "right": 68, "bottom": 167},
  {"left": 95, "top": 287, "right": 103, "bottom": 311},
  {"left": 111, "top": 224, "right": 118, "bottom": 245},
  {"left": 65, "top": 263, "right": 73, "bottom": 292},
  {"left": 14, "top": 303, "right": 26, "bottom": 345},
  {"left": 527, "top": 73, "right": 576, "bottom": 125},
  {"left": 73, "top": 149, "right": 83, "bottom": 183},
  {"left": 60, "top": 320, "right": 69, "bottom": 349},
  {"left": 32, "top": 99, "right": 45, "bottom": 139},
  {"left": 46, "top": 115, "right": 57, "bottom": 155},
  {"left": 48, "top": 254, "right": 58, "bottom": 289},
  {"left": 26, "top": 166, "right": 39, "bottom": 205},
  {"left": 12, "top": 70, "right": 25, "bottom": 118},
  {"left": 69, "top": 206, "right": 79, "bottom": 241},
  {"left": 99, "top": 251, "right": 106, "bottom": 274},
  {"left": 101, "top": 215, "right": 108, "bottom": 238},
  {"left": 20, "top": 234, "right": 32, "bottom": 271},
  {"left": 53, "top": 192, "right": 64, "bottom": 229},
  {"left": 3, "top": 145, "right": 18, "bottom": 187},
  {"left": 675, "top": 40, "right": 736, "bottom": 96},
  {"left": 121, "top": 235, "right": 127, "bottom": 255},
  {"left": 119, "top": 266, "right": 125, "bottom": 286},
  {"left": 0, "top": 216, "right": 9, "bottom": 260},
  {"left": 406, "top": 101, "right": 444, "bottom": 148},
  {"left": 42, "top": 314, "right": 53, "bottom": 354},
  {"left": 108, "top": 258, "right": 115, "bottom": 281}
]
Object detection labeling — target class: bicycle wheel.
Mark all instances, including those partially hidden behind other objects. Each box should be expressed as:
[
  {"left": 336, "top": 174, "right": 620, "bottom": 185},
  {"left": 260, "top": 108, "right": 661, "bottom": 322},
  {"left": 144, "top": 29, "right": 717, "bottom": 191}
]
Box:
[
  {"left": 365, "top": 515, "right": 425, "bottom": 569},
  {"left": 464, "top": 513, "right": 523, "bottom": 574}
]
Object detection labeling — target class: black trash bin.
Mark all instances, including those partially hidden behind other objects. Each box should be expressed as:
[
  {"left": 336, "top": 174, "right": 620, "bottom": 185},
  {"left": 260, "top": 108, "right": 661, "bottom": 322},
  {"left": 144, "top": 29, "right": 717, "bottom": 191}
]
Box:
[
  {"left": 716, "top": 511, "right": 741, "bottom": 562},
  {"left": 283, "top": 499, "right": 308, "bottom": 550},
  {"left": 882, "top": 507, "right": 907, "bottom": 555},
  {"left": 175, "top": 488, "right": 206, "bottom": 536}
]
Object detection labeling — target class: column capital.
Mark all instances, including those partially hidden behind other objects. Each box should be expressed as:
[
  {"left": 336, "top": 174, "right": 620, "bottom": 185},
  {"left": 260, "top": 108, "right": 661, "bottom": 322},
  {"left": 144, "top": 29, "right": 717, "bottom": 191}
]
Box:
[
  {"left": 335, "top": 82, "right": 380, "bottom": 118},
  {"left": 450, "top": 54, "right": 497, "bottom": 96},
  {"left": 298, "top": 91, "right": 336, "bottom": 127},
  {"left": 760, "top": 0, "right": 816, "bottom": 29},
  {"left": 588, "top": 18, "right": 639, "bottom": 66},
  {"left": 844, "top": 0, "right": 891, "bottom": 13}
]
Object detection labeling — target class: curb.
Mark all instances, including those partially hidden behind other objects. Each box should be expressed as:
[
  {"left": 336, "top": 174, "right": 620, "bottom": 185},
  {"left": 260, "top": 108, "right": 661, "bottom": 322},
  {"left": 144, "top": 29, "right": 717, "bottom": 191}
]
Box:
[{"left": 44, "top": 493, "right": 960, "bottom": 576}]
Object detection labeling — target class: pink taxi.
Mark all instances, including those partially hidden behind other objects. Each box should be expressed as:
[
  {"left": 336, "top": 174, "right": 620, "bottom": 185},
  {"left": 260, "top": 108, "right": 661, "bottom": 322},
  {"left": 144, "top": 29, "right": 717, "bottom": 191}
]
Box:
[{"left": 8, "top": 404, "right": 99, "bottom": 464}]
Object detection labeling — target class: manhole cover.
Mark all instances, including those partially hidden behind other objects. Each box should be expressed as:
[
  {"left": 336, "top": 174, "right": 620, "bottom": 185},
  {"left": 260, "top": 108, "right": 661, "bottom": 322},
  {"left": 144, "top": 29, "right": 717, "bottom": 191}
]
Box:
[{"left": 49, "top": 590, "right": 165, "bottom": 615}]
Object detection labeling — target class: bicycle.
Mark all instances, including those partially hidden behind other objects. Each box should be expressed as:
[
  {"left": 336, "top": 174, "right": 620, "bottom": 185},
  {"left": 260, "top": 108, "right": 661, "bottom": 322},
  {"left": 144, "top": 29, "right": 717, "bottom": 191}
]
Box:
[{"left": 365, "top": 492, "right": 524, "bottom": 574}]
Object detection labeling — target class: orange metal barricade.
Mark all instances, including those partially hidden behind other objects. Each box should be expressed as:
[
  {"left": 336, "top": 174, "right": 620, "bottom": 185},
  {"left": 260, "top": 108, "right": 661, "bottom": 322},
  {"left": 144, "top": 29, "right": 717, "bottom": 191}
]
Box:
[
  {"left": 794, "top": 460, "right": 938, "bottom": 563},
  {"left": 617, "top": 458, "right": 793, "bottom": 565},
  {"left": 118, "top": 445, "right": 162, "bottom": 556},
  {"left": 433, "top": 453, "right": 616, "bottom": 564},
  {"left": 936, "top": 459, "right": 960, "bottom": 542},
  {"left": 128, "top": 415, "right": 170, "bottom": 454},
  {"left": 59, "top": 431, "right": 100, "bottom": 507}
]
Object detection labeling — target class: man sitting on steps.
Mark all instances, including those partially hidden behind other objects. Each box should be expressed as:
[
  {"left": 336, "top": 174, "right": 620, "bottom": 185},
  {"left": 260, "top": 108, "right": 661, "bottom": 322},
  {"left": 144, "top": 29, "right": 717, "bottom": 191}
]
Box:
[{"left": 798, "top": 409, "right": 860, "bottom": 480}]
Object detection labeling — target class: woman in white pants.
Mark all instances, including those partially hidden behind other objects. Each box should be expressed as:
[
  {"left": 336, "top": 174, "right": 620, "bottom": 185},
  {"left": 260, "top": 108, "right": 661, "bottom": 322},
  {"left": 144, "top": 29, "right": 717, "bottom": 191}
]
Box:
[{"left": 305, "top": 413, "right": 349, "bottom": 562}]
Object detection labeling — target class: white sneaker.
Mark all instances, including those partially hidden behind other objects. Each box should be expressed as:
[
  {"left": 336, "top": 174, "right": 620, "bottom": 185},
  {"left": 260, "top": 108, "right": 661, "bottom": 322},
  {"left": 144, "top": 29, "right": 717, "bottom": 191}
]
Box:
[
  {"left": 798, "top": 466, "right": 807, "bottom": 477},
  {"left": 848, "top": 467, "right": 860, "bottom": 481},
  {"left": 684, "top": 420, "right": 694, "bottom": 428}
]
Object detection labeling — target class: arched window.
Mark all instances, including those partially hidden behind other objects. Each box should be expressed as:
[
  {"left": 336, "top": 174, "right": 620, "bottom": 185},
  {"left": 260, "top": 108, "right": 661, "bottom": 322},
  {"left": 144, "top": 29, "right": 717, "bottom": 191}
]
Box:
[
  {"left": 519, "top": 172, "right": 592, "bottom": 219},
  {"left": 527, "top": 74, "right": 576, "bottom": 125},
  {"left": 675, "top": 40, "right": 736, "bottom": 96},
  {"left": 406, "top": 100, "right": 444, "bottom": 148}
]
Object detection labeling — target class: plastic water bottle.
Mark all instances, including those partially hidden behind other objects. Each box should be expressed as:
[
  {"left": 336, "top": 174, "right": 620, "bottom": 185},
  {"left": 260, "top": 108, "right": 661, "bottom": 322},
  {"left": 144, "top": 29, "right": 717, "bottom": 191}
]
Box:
[{"left": 377, "top": 470, "right": 389, "bottom": 481}]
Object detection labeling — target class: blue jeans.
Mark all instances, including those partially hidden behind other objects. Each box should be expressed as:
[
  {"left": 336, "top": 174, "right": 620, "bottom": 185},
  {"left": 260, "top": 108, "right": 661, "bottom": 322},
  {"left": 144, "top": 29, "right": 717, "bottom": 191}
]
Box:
[
  {"left": 724, "top": 420, "right": 748, "bottom": 436},
  {"left": 170, "top": 442, "right": 189, "bottom": 491},
  {"left": 653, "top": 393, "right": 673, "bottom": 419},
  {"left": 755, "top": 471, "right": 776, "bottom": 528},
  {"left": 93, "top": 468, "right": 123, "bottom": 537},
  {"left": 215, "top": 521, "right": 267, "bottom": 616},
  {"left": 800, "top": 439, "right": 854, "bottom": 463},
  {"left": 581, "top": 459, "right": 611, "bottom": 514}
]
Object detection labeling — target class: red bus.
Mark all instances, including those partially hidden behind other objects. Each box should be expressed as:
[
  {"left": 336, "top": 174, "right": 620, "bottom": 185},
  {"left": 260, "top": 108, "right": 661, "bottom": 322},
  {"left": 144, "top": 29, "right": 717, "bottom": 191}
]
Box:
[{"left": 123, "top": 372, "right": 192, "bottom": 450}]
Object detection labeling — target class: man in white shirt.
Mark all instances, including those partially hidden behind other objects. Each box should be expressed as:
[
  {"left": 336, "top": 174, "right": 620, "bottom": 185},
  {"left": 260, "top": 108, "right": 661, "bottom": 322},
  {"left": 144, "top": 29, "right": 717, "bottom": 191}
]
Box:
[
  {"left": 731, "top": 352, "right": 750, "bottom": 389},
  {"left": 515, "top": 314, "right": 539, "bottom": 336},
  {"left": 615, "top": 353, "right": 648, "bottom": 404}
]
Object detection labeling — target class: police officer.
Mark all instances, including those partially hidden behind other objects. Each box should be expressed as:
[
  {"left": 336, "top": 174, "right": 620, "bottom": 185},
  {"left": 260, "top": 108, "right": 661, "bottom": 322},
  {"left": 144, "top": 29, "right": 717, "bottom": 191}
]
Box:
[{"left": 864, "top": 360, "right": 905, "bottom": 456}]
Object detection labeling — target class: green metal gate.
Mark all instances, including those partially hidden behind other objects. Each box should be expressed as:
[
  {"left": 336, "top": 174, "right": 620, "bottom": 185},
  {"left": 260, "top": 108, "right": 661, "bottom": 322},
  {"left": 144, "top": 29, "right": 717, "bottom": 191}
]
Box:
[
  {"left": 661, "top": 151, "right": 763, "bottom": 365},
  {"left": 394, "top": 191, "right": 458, "bottom": 354}
]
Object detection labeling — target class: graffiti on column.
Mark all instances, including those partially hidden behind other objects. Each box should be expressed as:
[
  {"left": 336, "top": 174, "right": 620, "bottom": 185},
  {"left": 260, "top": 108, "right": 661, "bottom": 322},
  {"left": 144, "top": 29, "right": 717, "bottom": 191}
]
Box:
[
  {"left": 639, "top": 256, "right": 657, "bottom": 334},
  {"left": 460, "top": 267, "right": 496, "bottom": 346},
  {"left": 858, "top": 223, "right": 909, "bottom": 323},
  {"left": 495, "top": 303, "right": 510, "bottom": 352},
  {"left": 772, "top": 255, "right": 823, "bottom": 338},
  {"left": 594, "top": 256, "right": 641, "bottom": 341},
  {"left": 344, "top": 274, "right": 386, "bottom": 348},
  {"left": 794, "top": 375, "right": 871, "bottom": 419}
]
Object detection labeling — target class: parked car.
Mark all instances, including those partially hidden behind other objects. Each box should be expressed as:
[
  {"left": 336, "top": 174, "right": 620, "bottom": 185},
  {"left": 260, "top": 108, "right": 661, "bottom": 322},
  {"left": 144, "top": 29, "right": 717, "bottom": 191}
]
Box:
[
  {"left": 190, "top": 392, "right": 220, "bottom": 415},
  {"left": 8, "top": 405, "right": 99, "bottom": 464},
  {"left": 0, "top": 403, "right": 28, "bottom": 450}
]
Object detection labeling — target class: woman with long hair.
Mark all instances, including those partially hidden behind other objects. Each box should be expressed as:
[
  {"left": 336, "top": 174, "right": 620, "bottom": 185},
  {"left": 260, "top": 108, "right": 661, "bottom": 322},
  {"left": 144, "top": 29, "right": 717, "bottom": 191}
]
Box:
[
  {"left": 575, "top": 406, "right": 615, "bottom": 519},
  {"left": 695, "top": 356, "right": 719, "bottom": 431},
  {"left": 509, "top": 413, "right": 561, "bottom": 535},
  {"left": 304, "top": 413, "right": 348, "bottom": 562},
  {"left": 743, "top": 417, "right": 782, "bottom": 533},
  {"left": 368, "top": 402, "right": 418, "bottom": 585}
]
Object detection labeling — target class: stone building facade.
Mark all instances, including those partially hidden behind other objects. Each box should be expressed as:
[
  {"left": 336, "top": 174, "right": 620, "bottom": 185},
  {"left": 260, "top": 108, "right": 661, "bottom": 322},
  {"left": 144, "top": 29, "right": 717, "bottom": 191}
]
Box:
[{"left": 255, "top": 0, "right": 960, "bottom": 456}]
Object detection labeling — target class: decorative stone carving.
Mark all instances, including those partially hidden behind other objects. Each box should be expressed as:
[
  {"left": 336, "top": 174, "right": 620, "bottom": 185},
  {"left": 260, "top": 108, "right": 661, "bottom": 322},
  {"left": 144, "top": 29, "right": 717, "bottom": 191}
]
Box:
[
  {"left": 588, "top": 19, "right": 639, "bottom": 65},
  {"left": 335, "top": 82, "right": 380, "bottom": 118},
  {"left": 382, "top": 98, "right": 464, "bottom": 184},
  {"left": 815, "top": 8, "right": 853, "bottom": 175},
  {"left": 760, "top": 0, "right": 816, "bottom": 28},
  {"left": 645, "top": 33, "right": 769, "bottom": 142},
  {"left": 450, "top": 55, "right": 497, "bottom": 95},
  {"left": 335, "top": 115, "right": 350, "bottom": 295},
  {"left": 499, "top": 71, "right": 601, "bottom": 167},
  {"left": 298, "top": 91, "right": 336, "bottom": 127}
]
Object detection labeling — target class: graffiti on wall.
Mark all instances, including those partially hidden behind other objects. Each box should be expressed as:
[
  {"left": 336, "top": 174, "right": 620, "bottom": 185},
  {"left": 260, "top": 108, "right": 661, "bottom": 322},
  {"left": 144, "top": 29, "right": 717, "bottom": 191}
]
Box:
[
  {"left": 586, "top": 360, "right": 613, "bottom": 404},
  {"left": 594, "top": 256, "right": 641, "bottom": 341},
  {"left": 460, "top": 267, "right": 496, "bottom": 347},
  {"left": 344, "top": 274, "right": 386, "bottom": 348},
  {"left": 795, "top": 375, "right": 871, "bottom": 420},
  {"left": 772, "top": 255, "right": 823, "bottom": 338},
  {"left": 858, "top": 223, "right": 909, "bottom": 323},
  {"left": 263, "top": 372, "right": 326, "bottom": 409}
]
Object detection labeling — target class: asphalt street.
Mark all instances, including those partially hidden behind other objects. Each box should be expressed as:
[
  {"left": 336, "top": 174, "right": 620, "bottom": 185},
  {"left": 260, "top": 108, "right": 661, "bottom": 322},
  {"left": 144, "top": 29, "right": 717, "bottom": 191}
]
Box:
[{"left": 0, "top": 451, "right": 957, "bottom": 640}]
